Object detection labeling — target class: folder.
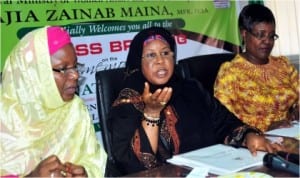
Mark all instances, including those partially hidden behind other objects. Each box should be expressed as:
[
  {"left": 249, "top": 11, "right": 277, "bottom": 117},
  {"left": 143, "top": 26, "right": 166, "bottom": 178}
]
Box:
[{"left": 167, "top": 144, "right": 266, "bottom": 176}]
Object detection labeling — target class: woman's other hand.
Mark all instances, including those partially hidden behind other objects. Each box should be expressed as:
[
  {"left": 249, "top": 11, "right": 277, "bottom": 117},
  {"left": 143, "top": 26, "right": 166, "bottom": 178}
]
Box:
[
  {"left": 25, "top": 155, "right": 66, "bottom": 177},
  {"left": 64, "top": 162, "right": 87, "bottom": 177},
  {"left": 245, "top": 133, "right": 285, "bottom": 156}
]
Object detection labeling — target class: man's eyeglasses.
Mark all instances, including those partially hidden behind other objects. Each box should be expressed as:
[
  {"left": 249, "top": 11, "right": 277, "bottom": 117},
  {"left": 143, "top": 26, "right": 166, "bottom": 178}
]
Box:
[
  {"left": 247, "top": 31, "right": 279, "bottom": 41},
  {"left": 52, "top": 63, "right": 84, "bottom": 75},
  {"left": 142, "top": 50, "right": 174, "bottom": 62}
]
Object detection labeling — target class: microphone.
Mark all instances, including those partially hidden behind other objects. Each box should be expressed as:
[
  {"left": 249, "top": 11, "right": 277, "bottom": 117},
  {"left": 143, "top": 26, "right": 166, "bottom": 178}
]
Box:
[
  {"left": 263, "top": 153, "right": 299, "bottom": 176},
  {"left": 277, "top": 151, "right": 299, "bottom": 165}
]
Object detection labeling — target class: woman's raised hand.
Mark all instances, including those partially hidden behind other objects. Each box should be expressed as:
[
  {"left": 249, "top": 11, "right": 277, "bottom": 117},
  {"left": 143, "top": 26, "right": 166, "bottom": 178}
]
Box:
[{"left": 142, "top": 82, "right": 172, "bottom": 115}]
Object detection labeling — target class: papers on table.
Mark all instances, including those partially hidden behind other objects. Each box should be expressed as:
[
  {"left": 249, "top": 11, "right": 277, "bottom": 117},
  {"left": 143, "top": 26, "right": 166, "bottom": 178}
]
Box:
[
  {"left": 265, "top": 121, "right": 300, "bottom": 140},
  {"left": 167, "top": 144, "right": 266, "bottom": 176},
  {"left": 186, "top": 167, "right": 209, "bottom": 178}
]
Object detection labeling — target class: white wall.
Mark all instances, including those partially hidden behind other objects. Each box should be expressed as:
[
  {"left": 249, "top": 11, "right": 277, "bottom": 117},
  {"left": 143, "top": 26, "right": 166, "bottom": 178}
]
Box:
[{"left": 264, "top": 0, "right": 300, "bottom": 66}]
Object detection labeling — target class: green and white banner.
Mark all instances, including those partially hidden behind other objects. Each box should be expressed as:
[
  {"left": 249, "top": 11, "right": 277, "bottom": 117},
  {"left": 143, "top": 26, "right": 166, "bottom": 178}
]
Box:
[{"left": 1, "top": 0, "right": 242, "bottom": 142}]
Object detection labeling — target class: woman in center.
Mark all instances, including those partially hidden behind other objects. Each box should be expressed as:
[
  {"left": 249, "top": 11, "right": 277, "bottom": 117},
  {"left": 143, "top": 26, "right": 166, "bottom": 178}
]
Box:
[{"left": 109, "top": 27, "right": 281, "bottom": 174}]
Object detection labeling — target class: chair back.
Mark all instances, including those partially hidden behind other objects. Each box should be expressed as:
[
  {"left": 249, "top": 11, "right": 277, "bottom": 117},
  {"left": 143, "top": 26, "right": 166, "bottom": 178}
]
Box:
[
  {"left": 178, "top": 53, "right": 235, "bottom": 95},
  {"left": 95, "top": 67, "right": 126, "bottom": 177}
]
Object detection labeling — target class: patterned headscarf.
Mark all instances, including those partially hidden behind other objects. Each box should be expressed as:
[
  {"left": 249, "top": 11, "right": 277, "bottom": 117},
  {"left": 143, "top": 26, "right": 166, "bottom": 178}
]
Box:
[
  {"left": 0, "top": 26, "right": 107, "bottom": 177},
  {"left": 143, "top": 34, "right": 168, "bottom": 46}
]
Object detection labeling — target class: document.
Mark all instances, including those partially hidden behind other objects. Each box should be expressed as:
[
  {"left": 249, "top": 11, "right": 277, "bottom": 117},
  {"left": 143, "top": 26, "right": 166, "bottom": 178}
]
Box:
[
  {"left": 167, "top": 144, "right": 266, "bottom": 176},
  {"left": 265, "top": 121, "right": 300, "bottom": 140}
]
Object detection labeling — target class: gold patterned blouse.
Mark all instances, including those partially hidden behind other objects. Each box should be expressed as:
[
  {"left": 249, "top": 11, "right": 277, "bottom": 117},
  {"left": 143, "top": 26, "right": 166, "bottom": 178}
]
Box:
[{"left": 214, "top": 54, "right": 299, "bottom": 132}]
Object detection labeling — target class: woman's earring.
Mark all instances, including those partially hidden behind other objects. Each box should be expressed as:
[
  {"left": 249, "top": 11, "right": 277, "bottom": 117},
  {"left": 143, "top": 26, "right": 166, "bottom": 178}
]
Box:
[
  {"left": 242, "top": 42, "right": 246, "bottom": 52},
  {"left": 241, "top": 37, "right": 246, "bottom": 52}
]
